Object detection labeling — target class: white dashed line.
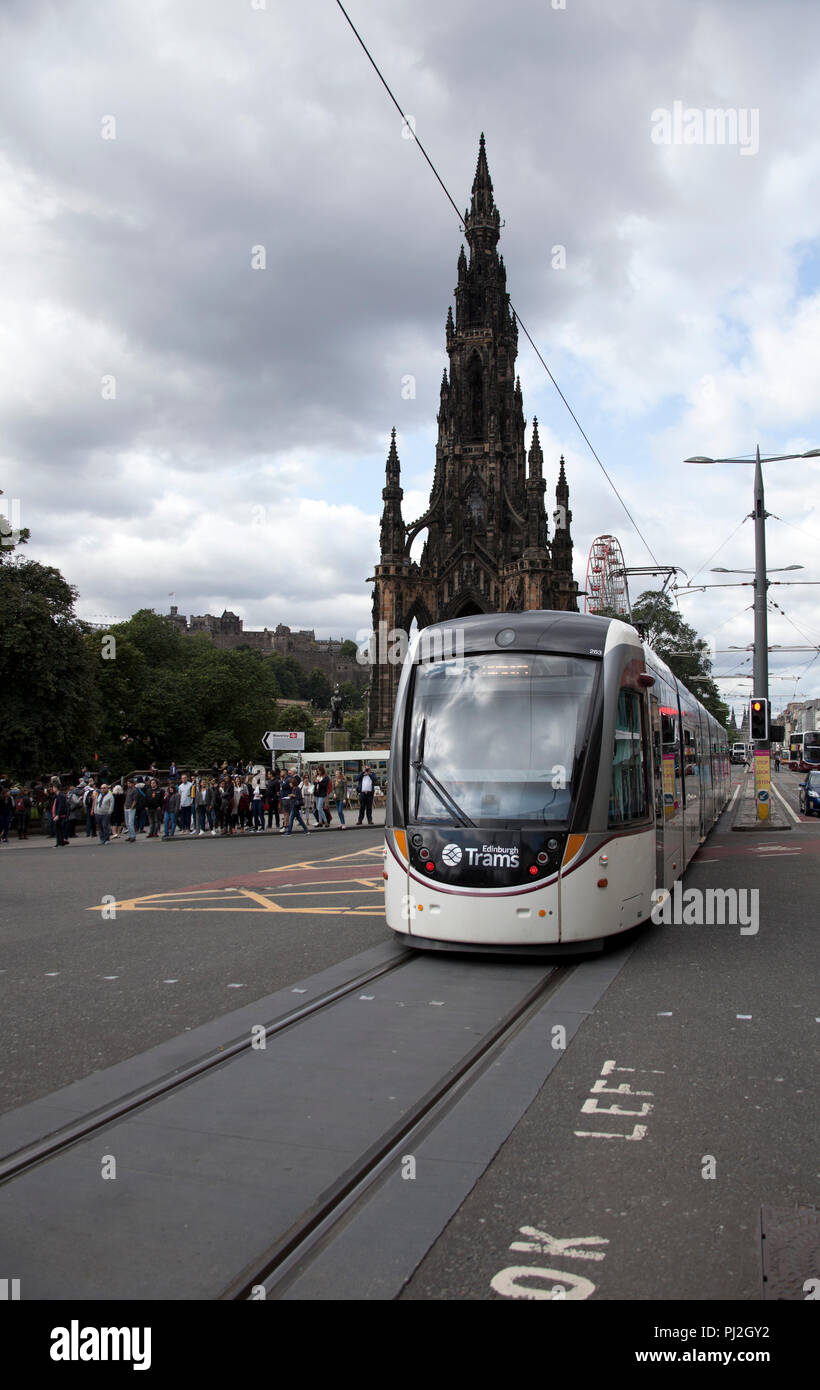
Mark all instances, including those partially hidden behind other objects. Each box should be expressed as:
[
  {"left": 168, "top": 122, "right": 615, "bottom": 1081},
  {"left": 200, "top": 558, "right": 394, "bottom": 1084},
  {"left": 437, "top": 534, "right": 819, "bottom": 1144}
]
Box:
[{"left": 736, "top": 1014, "right": 752, "bottom": 1020}]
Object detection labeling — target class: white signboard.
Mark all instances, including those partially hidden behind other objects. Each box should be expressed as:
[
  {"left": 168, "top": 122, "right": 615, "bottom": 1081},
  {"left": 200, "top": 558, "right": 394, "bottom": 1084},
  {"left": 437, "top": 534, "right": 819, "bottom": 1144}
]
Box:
[{"left": 262, "top": 731, "right": 305, "bottom": 752}]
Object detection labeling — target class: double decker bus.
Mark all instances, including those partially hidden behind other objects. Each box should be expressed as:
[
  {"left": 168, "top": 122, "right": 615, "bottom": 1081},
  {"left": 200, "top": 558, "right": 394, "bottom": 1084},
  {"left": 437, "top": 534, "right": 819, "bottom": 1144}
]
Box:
[{"left": 787, "top": 731, "right": 820, "bottom": 772}]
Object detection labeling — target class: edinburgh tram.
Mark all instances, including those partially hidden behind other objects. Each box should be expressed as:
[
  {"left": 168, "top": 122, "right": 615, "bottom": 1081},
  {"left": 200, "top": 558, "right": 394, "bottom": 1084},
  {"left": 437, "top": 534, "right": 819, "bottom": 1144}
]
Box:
[{"left": 382, "top": 611, "right": 731, "bottom": 952}]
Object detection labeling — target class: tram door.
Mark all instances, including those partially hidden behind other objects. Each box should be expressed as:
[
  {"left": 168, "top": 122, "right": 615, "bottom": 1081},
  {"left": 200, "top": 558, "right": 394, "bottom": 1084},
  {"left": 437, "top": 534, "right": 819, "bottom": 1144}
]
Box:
[{"left": 650, "top": 692, "right": 664, "bottom": 890}]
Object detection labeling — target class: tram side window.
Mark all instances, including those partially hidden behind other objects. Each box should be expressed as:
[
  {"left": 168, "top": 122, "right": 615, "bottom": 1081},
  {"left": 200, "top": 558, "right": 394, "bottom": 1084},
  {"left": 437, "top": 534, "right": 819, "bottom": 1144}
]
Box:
[{"left": 609, "top": 690, "right": 648, "bottom": 825}]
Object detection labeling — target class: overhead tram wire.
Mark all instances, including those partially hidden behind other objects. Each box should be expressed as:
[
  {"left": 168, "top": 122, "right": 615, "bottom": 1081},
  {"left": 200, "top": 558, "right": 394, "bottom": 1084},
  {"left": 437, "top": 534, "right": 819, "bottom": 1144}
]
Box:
[{"left": 333, "top": 0, "right": 662, "bottom": 570}]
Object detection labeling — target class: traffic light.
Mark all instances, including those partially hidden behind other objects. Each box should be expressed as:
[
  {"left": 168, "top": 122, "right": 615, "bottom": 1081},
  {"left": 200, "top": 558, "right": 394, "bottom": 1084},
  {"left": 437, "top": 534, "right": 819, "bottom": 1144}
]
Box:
[{"left": 749, "top": 698, "right": 769, "bottom": 742}]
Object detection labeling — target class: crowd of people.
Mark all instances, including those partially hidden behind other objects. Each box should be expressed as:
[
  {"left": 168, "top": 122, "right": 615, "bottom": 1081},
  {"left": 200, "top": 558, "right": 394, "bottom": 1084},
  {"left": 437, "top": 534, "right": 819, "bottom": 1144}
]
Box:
[{"left": 0, "top": 764, "right": 380, "bottom": 846}]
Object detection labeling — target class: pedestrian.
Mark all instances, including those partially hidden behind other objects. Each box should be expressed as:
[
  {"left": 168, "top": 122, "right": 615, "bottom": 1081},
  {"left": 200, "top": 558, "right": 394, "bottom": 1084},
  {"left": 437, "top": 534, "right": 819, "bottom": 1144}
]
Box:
[
  {"left": 333, "top": 770, "right": 347, "bottom": 829},
  {"left": 134, "top": 779, "right": 148, "bottom": 833},
  {"left": 251, "top": 779, "right": 265, "bottom": 833},
  {"left": 0, "top": 787, "right": 14, "bottom": 842},
  {"left": 300, "top": 771, "right": 314, "bottom": 822},
  {"left": 285, "top": 775, "right": 311, "bottom": 834},
  {"left": 313, "top": 765, "right": 331, "bottom": 827},
  {"left": 83, "top": 781, "right": 97, "bottom": 837},
  {"left": 95, "top": 784, "right": 114, "bottom": 844},
  {"left": 111, "top": 783, "right": 125, "bottom": 838},
  {"left": 356, "top": 764, "right": 375, "bottom": 826},
  {"left": 177, "top": 774, "right": 194, "bottom": 834},
  {"left": 51, "top": 781, "right": 70, "bottom": 846},
  {"left": 123, "top": 779, "right": 142, "bottom": 842},
  {"left": 145, "top": 780, "right": 163, "bottom": 837},
  {"left": 14, "top": 787, "right": 32, "bottom": 839},
  {"left": 279, "top": 774, "right": 292, "bottom": 833},
  {"left": 162, "top": 784, "right": 180, "bottom": 839},
  {"left": 67, "top": 782, "right": 85, "bottom": 837}
]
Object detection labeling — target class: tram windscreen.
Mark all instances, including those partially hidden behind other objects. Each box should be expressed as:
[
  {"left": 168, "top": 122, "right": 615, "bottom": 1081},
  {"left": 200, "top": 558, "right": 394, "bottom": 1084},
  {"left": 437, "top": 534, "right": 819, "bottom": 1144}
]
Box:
[
  {"left": 805, "top": 733, "right": 820, "bottom": 763},
  {"left": 407, "top": 653, "right": 596, "bottom": 825}
]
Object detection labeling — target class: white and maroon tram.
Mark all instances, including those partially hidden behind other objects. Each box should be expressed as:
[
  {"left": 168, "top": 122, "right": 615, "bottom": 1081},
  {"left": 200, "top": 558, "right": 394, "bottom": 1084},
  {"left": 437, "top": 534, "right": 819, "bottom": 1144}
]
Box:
[{"left": 383, "top": 611, "right": 730, "bottom": 952}]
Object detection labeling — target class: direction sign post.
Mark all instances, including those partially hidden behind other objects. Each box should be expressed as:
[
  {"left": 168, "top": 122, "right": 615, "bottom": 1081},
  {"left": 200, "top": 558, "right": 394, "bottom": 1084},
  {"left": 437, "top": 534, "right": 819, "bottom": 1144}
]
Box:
[
  {"left": 262, "top": 731, "right": 305, "bottom": 753},
  {"left": 262, "top": 731, "right": 305, "bottom": 774}
]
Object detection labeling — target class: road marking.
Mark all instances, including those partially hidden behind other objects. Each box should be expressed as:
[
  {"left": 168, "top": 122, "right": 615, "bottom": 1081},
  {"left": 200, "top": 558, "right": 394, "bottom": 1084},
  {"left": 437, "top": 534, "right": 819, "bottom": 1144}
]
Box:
[
  {"left": 736, "top": 1014, "right": 752, "bottom": 1019},
  {"left": 657, "top": 1011, "right": 673, "bottom": 1016},
  {"left": 770, "top": 782, "right": 801, "bottom": 823},
  {"left": 491, "top": 1227, "right": 609, "bottom": 1301}
]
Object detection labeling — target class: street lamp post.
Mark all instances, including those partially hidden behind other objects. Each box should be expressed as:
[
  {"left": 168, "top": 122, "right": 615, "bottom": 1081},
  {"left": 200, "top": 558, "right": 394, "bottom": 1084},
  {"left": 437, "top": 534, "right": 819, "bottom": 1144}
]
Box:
[
  {"left": 684, "top": 445, "right": 820, "bottom": 708},
  {"left": 685, "top": 443, "right": 820, "bottom": 821}
]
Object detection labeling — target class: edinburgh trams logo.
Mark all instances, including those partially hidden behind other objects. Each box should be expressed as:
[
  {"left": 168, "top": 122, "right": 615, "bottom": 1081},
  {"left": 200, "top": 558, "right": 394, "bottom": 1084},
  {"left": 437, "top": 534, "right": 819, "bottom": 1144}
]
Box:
[{"left": 443, "top": 840, "right": 520, "bottom": 868}]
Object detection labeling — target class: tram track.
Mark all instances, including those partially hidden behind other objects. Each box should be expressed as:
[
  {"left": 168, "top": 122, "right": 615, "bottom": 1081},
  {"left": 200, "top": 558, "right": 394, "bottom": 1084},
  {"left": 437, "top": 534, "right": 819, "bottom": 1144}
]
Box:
[
  {"left": 0, "top": 950, "right": 411, "bottom": 1186},
  {"left": 1, "top": 945, "right": 581, "bottom": 1300},
  {"left": 220, "top": 961, "right": 572, "bottom": 1300}
]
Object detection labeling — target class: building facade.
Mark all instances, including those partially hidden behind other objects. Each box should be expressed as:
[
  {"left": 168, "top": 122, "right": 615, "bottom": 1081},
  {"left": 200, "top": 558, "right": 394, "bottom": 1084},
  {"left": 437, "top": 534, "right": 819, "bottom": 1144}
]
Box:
[{"left": 366, "top": 135, "right": 578, "bottom": 745}]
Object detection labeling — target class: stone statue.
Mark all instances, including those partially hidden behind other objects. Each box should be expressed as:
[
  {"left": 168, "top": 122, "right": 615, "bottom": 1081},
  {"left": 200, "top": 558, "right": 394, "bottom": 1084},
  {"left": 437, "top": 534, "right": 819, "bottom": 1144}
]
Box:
[{"left": 330, "top": 684, "right": 343, "bottom": 729}]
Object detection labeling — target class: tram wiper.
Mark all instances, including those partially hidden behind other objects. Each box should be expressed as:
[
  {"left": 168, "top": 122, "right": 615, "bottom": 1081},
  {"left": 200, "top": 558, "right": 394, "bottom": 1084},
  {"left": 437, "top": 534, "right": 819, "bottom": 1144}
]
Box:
[{"left": 413, "top": 761, "right": 475, "bottom": 827}]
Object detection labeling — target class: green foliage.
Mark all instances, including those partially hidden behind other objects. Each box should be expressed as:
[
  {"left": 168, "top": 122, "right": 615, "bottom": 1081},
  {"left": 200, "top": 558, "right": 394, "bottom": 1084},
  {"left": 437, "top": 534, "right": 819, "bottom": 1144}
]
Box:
[
  {"left": 344, "top": 709, "right": 367, "bottom": 748},
  {"left": 307, "top": 667, "right": 332, "bottom": 709},
  {"left": 268, "top": 652, "right": 307, "bottom": 701},
  {"left": 339, "top": 639, "right": 358, "bottom": 659},
  {"left": 0, "top": 559, "right": 98, "bottom": 775},
  {"left": 338, "top": 680, "right": 364, "bottom": 707},
  {"left": 631, "top": 590, "right": 729, "bottom": 727},
  {"left": 278, "top": 704, "right": 322, "bottom": 752},
  {"left": 90, "top": 610, "right": 281, "bottom": 765}
]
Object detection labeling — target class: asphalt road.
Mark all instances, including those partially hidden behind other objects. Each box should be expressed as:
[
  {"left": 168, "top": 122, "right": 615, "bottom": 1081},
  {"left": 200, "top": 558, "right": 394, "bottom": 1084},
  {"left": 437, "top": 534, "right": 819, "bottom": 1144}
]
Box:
[{"left": 0, "top": 824, "right": 388, "bottom": 1113}]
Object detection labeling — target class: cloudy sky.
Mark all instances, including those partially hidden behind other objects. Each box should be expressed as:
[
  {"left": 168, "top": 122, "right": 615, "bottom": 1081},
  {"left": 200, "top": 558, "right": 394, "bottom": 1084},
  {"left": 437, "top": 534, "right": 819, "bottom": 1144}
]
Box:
[{"left": 3, "top": 0, "right": 820, "bottom": 712}]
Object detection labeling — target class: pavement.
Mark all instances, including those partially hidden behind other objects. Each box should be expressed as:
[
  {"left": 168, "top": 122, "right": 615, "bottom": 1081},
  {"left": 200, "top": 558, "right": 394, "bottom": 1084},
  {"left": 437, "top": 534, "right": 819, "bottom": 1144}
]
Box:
[
  {"left": 0, "top": 806, "right": 386, "bottom": 850},
  {"left": 731, "top": 766, "right": 795, "bottom": 831}
]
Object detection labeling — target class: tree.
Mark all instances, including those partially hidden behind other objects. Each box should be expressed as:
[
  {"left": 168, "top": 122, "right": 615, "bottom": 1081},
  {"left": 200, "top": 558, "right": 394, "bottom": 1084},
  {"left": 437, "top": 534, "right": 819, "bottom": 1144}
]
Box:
[
  {"left": 0, "top": 558, "right": 98, "bottom": 775},
  {"left": 630, "top": 590, "right": 729, "bottom": 727},
  {"left": 344, "top": 709, "right": 367, "bottom": 748},
  {"left": 89, "top": 610, "right": 281, "bottom": 767},
  {"left": 307, "top": 667, "right": 332, "bottom": 709},
  {"left": 278, "top": 704, "right": 322, "bottom": 752},
  {"left": 339, "top": 639, "right": 358, "bottom": 660}
]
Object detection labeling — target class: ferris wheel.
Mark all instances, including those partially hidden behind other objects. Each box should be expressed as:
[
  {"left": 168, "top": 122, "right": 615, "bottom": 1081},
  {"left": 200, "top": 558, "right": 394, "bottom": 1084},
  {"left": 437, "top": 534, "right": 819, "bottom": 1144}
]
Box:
[{"left": 584, "top": 535, "right": 631, "bottom": 617}]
